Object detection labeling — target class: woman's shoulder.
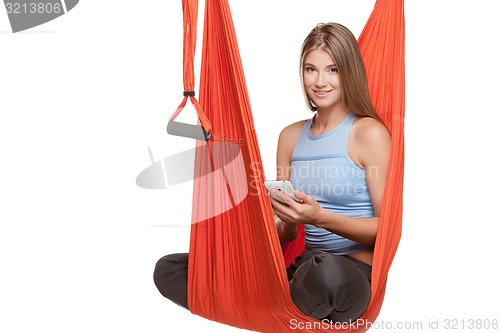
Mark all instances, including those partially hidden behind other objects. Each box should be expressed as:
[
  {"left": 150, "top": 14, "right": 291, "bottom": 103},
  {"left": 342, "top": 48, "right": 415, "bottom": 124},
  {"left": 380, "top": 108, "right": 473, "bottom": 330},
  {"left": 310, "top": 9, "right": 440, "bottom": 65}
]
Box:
[
  {"left": 352, "top": 116, "right": 391, "bottom": 146},
  {"left": 350, "top": 116, "right": 392, "bottom": 167},
  {"left": 279, "top": 119, "right": 309, "bottom": 138},
  {"left": 277, "top": 119, "right": 309, "bottom": 158}
]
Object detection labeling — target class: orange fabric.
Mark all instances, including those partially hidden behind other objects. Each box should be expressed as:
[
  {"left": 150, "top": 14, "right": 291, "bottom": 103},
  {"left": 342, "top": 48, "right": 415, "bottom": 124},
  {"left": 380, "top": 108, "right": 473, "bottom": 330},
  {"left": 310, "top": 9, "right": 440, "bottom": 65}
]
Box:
[
  {"left": 179, "top": 0, "right": 405, "bottom": 332},
  {"left": 169, "top": 0, "right": 212, "bottom": 134}
]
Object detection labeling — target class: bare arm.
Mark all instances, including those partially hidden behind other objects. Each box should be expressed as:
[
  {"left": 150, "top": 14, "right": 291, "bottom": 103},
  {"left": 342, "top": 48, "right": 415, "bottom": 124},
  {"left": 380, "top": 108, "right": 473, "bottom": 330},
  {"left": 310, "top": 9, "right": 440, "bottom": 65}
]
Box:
[
  {"left": 271, "top": 118, "right": 391, "bottom": 246},
  {"left": 274, "top": 121, "right": 306, "bottom": 243},
  {"left": 314, "top": 118, "right": 391, "bottom": 244}
]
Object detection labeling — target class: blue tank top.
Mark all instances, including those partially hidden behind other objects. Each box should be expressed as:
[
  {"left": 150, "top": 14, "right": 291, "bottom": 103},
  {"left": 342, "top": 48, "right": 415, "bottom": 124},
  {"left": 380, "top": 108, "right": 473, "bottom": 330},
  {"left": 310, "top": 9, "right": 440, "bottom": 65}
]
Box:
[{"left": 289, "top": 111, "right": 375, "bottom": 255}]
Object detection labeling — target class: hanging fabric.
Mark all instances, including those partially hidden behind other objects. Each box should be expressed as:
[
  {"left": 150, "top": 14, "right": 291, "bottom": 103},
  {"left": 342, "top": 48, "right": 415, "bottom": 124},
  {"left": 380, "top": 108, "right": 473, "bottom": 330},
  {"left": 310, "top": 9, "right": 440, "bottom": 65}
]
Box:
[{"left": 171, "top": 0, "right": 405, "bottom": 331}]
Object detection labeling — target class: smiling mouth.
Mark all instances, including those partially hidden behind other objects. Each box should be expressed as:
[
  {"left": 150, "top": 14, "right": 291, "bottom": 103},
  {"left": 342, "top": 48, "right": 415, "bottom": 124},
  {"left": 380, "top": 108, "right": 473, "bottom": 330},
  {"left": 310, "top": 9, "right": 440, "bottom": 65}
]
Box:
[{"left": 313, "top": 89, "right": 332, "bottom": 96}]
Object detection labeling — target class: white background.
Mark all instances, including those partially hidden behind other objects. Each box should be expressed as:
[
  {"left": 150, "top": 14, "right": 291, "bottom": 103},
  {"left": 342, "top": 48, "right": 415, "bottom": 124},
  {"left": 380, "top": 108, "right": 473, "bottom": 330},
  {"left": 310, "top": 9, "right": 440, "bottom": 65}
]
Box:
[{"left": 1, "top": 0, "right": 499, "bottom": 332}]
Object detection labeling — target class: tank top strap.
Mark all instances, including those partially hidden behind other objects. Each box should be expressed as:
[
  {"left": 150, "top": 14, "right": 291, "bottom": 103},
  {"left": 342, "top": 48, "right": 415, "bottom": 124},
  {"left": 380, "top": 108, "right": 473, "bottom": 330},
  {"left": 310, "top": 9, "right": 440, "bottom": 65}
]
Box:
[
  {"left": 339, "top": 111, "right": 358, "bottom": 155},
  {"left": 291, "top": 117, "right": 314, "bottom": 160},
  {"left": 303, "top": 116, "right": 314, "bottom": 136}
]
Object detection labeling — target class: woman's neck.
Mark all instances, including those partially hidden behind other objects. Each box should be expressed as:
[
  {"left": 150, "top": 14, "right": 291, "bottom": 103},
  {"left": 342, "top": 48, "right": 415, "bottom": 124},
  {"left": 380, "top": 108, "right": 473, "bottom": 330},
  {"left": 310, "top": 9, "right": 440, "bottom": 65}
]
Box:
[{"left": 312, "top": 105, "right": 350, "bottom": 133}]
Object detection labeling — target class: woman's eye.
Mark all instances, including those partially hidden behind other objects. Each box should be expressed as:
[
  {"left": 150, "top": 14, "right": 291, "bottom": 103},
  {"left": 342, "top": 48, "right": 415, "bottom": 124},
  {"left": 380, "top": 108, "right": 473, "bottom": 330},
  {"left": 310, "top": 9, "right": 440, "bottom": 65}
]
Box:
[
  {"left": 330, "top": 67, "right": 338, "bottom": 72},
  {"left": 305, "top": 67, "right": 315, "bottom": 72}
]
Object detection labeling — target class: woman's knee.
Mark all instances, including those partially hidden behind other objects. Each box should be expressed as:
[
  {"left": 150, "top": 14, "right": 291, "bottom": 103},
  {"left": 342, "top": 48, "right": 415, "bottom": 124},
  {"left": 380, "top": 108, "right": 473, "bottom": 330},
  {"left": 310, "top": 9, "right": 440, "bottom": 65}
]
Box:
[
  {"left": 307, "top": 254, "right": 369, "bottom": 292},
  {"left": 153, "top": 253, "right": 189, "bottom": 310},
  {"left": 289, "top": 253, "right": 371, "bottom": 321}
]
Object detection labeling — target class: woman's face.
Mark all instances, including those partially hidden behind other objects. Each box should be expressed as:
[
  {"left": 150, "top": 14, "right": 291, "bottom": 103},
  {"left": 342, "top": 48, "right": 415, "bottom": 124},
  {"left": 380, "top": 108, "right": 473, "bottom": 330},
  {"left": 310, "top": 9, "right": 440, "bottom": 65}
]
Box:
[{"left": 303, "top": 48, "right": 343, "bottom": 112}]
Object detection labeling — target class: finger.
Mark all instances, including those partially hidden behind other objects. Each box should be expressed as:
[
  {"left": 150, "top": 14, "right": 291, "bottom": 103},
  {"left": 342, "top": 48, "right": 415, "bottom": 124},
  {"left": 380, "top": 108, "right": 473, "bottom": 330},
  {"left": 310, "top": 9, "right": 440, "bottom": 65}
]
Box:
[
  {"left": 270, "top": 198, "right": 289, "bottom": 218},
  {"left": 294, "top": 190, "right": 309, "bottom": 203},
  {"left": 271, "top": 197, "right": 295, "bottom": 217},
  {"left": 270, "top": 196, "right": 287, "bottom": 209},
  {"left": 272, "top": 203, "right": 293, "bottom": 221},
  {"left": 273, "top": 189, "right": 299, "bottom": 207},
  {"left": 275, "top": 209, "right": 293, "bottom": 224},
  {"left": 270, "top": 190, "right": 289, "bottom": 206}
]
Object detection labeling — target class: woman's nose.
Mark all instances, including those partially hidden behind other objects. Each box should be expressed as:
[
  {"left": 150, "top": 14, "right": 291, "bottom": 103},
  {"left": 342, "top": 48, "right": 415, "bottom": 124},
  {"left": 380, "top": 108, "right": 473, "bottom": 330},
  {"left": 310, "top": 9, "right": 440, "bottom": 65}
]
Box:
[{"left": 315, "top": 72, "right": 326, "bottom": 87}]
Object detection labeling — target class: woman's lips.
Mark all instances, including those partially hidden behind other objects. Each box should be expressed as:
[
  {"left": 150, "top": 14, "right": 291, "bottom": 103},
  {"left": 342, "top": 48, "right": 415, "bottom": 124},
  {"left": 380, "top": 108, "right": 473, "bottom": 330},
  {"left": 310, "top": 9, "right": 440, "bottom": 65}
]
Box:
[{"left": 313, "top": 89, "right": 332, "bottom": 97}]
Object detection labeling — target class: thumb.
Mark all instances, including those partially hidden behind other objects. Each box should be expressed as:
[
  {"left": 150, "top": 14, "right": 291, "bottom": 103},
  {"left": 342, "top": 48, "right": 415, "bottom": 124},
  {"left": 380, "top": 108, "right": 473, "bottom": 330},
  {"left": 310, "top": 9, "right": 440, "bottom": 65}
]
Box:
[{"left": 294, "top": 190, "right": 310, "bottom": 202}]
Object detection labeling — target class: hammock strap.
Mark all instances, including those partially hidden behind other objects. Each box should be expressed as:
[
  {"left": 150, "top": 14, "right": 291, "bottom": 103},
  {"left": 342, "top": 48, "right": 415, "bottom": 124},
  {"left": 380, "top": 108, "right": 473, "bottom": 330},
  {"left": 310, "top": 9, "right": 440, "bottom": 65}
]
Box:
[{"left": 167, "top": 0, "right": 212, "bottom": 140}]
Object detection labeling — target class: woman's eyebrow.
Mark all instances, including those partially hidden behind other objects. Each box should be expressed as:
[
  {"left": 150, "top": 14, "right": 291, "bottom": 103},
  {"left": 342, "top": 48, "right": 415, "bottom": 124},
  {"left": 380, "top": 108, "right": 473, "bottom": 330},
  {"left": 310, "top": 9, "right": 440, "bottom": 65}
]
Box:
[{"left": 304, "top": 63, "right": 337, "bottom": 67}]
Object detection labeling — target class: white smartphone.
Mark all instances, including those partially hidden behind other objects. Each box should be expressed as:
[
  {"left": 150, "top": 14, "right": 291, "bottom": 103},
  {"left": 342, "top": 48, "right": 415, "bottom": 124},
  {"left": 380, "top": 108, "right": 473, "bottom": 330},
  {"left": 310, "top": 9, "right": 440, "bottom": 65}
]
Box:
[{"left": 264, "top": 180, "right": 301, "bottom": 204}]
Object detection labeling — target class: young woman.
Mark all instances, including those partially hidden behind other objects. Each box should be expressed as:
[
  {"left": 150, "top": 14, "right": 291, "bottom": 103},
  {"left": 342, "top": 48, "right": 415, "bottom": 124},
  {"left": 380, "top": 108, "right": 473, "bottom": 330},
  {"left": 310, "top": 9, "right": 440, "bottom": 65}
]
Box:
[
  {"left": 271, "top": 22, "right": 391, "bottom": 323},
  {"left": 153, "top": 22, "right": 391, "bottom": 324}
]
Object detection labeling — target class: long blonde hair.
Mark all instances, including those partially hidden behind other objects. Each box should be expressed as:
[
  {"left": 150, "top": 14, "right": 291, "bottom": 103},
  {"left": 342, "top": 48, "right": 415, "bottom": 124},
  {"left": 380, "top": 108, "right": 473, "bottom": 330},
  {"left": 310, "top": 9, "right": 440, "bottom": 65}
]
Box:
[{"left": 299, "top": 22, "right": 382, "bottom": 122}]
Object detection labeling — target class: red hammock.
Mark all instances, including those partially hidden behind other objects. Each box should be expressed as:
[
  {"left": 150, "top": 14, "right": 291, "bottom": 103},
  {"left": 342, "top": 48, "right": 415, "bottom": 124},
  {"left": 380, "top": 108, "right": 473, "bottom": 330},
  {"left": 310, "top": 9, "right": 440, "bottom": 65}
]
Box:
[{"left": 171, "top": 0, "right": 405, "bottom": 332}]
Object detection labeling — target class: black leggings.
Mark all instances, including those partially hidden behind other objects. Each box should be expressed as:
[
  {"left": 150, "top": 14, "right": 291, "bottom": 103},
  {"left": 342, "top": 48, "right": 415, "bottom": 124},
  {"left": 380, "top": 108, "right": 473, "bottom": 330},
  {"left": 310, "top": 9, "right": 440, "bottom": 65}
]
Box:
[{"left": 153, "top": 250, "right": 371, "bottom": 323}]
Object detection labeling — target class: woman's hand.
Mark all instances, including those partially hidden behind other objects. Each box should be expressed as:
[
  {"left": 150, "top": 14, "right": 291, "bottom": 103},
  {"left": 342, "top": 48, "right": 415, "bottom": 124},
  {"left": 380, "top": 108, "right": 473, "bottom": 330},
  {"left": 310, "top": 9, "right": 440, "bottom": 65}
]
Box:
[{"left": 270, "top": 189, "right": 324, "bottom": 225}]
